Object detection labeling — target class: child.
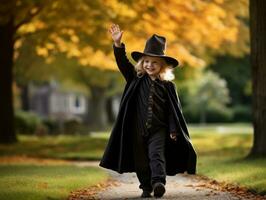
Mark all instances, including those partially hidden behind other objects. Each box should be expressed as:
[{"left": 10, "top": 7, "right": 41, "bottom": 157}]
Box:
[{"left": 99, "top": 24, "right": 197, "bottom": 198}]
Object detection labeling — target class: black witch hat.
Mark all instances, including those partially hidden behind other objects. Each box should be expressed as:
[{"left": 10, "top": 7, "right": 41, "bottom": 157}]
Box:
[{"left": 131, "top": 34, "right": 179, "bottom": 68}]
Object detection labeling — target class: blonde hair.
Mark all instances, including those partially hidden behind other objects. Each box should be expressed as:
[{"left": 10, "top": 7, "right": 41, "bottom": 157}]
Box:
[{"left": 134, "top": 56, "right": 175, "bottom": 81}]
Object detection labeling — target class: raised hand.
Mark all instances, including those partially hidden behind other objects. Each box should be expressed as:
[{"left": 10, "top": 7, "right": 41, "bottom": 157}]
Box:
[{"left": 108, "top": 23, "right": 124, "bottom": 47}]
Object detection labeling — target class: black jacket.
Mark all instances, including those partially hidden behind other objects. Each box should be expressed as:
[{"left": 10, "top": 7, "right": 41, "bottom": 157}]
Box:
[{"left": 99, "top": 43, "right": 197, "bottom": 175}]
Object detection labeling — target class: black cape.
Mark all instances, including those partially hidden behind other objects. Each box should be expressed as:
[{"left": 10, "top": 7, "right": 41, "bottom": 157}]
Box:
[{"left": 99, "top": 43, "right": 197, "bottom": 175}]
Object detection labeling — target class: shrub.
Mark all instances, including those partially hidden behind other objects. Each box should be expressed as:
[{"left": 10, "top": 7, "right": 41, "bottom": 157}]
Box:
[
  {"left": 183, "top": 108, "right": 199, "bottom": 123},
  {"left": 43, "top": 118, "right": 60, "bottom": 135},
  {"left": 63, "top": 119, "right": 90, "bottom": 135},
  {"left": 206, "top": 106, "right": 233, "bottom": 123},
  {"left": 15, "top": 111, "right": 43, "bottom": 135},
  {"left": 183, "top": 105, "right": 233, "bottom": 123}
]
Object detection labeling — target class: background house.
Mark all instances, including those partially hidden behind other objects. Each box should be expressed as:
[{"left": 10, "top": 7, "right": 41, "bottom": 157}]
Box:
[{"left": 28, "top": 81, "right": 88, "bottom": 122}]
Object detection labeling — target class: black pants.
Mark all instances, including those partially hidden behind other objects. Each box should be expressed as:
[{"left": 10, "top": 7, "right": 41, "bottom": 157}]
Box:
[{"left": 132, "top": 126, "right": 167, "bottom": 192}]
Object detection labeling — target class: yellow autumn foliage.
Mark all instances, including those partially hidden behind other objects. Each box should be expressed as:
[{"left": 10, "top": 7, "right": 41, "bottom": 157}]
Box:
[{"left": 16, "top": 0, "right": 249, "bottom": 70}]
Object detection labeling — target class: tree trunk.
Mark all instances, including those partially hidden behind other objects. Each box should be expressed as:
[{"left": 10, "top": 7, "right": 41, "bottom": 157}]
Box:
[
  {"left": 249, "top": 0, "right": 266, "bottom": 156},
  {"left": 106, "top": 97, "right": 116, "bottom": 123},
  {"left": 0, "top": 17, "right": 17, "bottom": 143},
  {"left": 199, "top": 107, "right": 206, "bottom": 124},
  {"left": 21, "top": 84, "right": 30, "bottom": 111},
  {"left": 87, "top": 86, "right": 108, "bottom": 130}
]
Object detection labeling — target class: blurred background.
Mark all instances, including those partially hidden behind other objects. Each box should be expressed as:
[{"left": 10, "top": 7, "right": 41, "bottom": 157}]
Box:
[
  {"left": 1, "top": 0, "right": 251, "bottom": 137},
  {"left": 0, "top": 1, "right": 265, "bottom": 200}
]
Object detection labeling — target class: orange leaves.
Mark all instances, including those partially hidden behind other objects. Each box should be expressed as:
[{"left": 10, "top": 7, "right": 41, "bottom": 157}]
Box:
[
  {"left": 18, "top": 20, "right": 46, "bottom": 34},
  {"left": 31, "top": 23, "right": 117, "bottom": 70},
  {"left": 214, "top": 0, "right": 224, "bottom": 4},
  {"left": 144, "top": 0, "right": 248, "bottom": 66},
  {"left": 166, "top": 43, "right": 206, "bottom": 68},
  {"left": 79, "top": 48, "right": 116, "bottom": 70},
  {"left": 15, "top": 0, "right": 248, "bottom": 70},
  {"left": 124, "top": 0, "right": 248, "bottom": 67},
  {"left": 61, "top": 29, "right": 80, "bottom": 43},
  {"left": 0, "top": 155, "right": 70, "bottom": 165},
  {"left": 193, "top": 175, "right": 266, "bottom": 200},
  {"left": 68, "top": 178, "right": 119, "bottom": 200},
  {"left": 103, "top": 0, "right": 137, "bottom": 18},
  {"left": 36, "top": 46, "right": 49, "bottom": 57}
]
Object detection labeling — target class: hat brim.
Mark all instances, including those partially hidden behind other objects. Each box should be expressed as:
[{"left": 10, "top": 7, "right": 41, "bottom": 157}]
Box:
[{"left": 131, "top": 51, "right": 179, "bottom": 68}]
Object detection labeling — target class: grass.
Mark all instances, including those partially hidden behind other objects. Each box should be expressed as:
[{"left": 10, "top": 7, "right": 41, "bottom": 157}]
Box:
[
  {"left": 0, "top": 123, "right": 265, "bottom": 195},
  {"left": 0, "top": 163, "right": 108, "bottom": 200},
  {"left": 0, "top": 134, "right": 108, "bottom": 160},
  {"left": 190, "top": 126, "right": 266, "bottom": 195},
  {"left": 0, "top": 134, "right": 108, "bottom": 200}
]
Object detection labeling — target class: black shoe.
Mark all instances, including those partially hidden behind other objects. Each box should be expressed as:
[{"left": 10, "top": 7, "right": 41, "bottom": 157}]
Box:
[
  {"left": 153, "top": 182, "right": 165, "bottom": 198},
  {"left": 141, "top": 190, "right": 152, "bottom": 198}
]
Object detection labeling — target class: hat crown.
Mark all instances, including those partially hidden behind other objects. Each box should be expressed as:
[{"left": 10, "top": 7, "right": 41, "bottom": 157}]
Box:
[
  {"left": 143, "top": 34, "right": 166, "bottom": 56},
  {"left": 131, "top": 34, "right": 179, "bottom": 68}
]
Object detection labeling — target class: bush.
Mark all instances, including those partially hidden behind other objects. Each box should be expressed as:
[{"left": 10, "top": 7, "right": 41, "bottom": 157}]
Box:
[
  {"left": 63, "top": 119, "right": 90, "bottom": 135},
  {"left": 15, "top": 111, "right": 43, "bottom": 135},
  {"left": 183, "top": 105, "right": 233, "bottom": 123},
  {"left": 15, "top": 111, "right": 90, "bottom": 135},
  {"left": 43, "top": 118, "right": 60, "bottom": 135},
  {"left": 206, "top": 106, "right": 233, "bottom": 123},
  {"left": 183, "top": 108, "right": 199, "bottom": 123}
]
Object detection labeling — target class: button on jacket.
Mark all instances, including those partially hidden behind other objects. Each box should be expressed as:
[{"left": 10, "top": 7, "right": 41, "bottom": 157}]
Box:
[{"left": 134, "top": 73, "right": 178, "bottom": 137}]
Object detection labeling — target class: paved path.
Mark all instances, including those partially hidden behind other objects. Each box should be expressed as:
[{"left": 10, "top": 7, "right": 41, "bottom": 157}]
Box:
[
  {"left": 1, "top": 157, "right": 263, "bottom": 199},
  {"left": 68, "top": 161, "right": 265, "bottom": 200},
  {"left": 94, "top": 169, "right": 265, "bottom": 200}
]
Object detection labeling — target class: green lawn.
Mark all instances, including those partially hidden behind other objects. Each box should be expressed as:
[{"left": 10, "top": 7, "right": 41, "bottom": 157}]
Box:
[
  {"left": 0, "top": 123, "right": 265, "bottom": 195},
  {"left": 0, "top": 134, "right": 108, "bottom": 160},
  {"left": 190, "top": 125, "right": 266, "bottom": 195},
  {"left": 0, "top": 164, "right": 107, "bottom": 200},
  {"left": 0, "top": 134, "right": 108, "bottom": 200}
]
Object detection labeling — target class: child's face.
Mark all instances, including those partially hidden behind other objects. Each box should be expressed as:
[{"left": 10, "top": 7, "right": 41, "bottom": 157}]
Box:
[{"left": 143, "top": 56, "right": 164, "bottom": 77}]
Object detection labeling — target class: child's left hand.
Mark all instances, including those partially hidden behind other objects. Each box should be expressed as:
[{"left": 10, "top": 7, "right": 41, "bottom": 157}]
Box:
[{"left": 170, "top": 132, "right": 178, "bottom": 141}]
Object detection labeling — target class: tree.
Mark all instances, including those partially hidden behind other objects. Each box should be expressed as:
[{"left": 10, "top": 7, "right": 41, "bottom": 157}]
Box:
[
  {"left": 0, "top": 0, "right": 249, "bottom": 143},
  {"left": 184, "top": 70, "right": 230, "bottom": 123},
  {"left": 14, "top": 36, "right": 57, "bottom": 111},
  {"left": 249, "top": 0, "right": 266, "bottom": 156},
  {"left": 76, "top": 67, "right": 123, "bottom": 130},
  {"left": 0, "top": 13, "right": 16, "bottom": 143},
  {"left": 0, "top": 0, "right": 121, "bottom": 143},
  {"left": 208, "top": 55, "right": 251, "bottom": 107}
]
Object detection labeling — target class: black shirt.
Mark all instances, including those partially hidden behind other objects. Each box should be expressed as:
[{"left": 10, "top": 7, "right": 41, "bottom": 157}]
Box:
[{"left": 135, "top": 73, "right": 177, "bottom": 137}]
